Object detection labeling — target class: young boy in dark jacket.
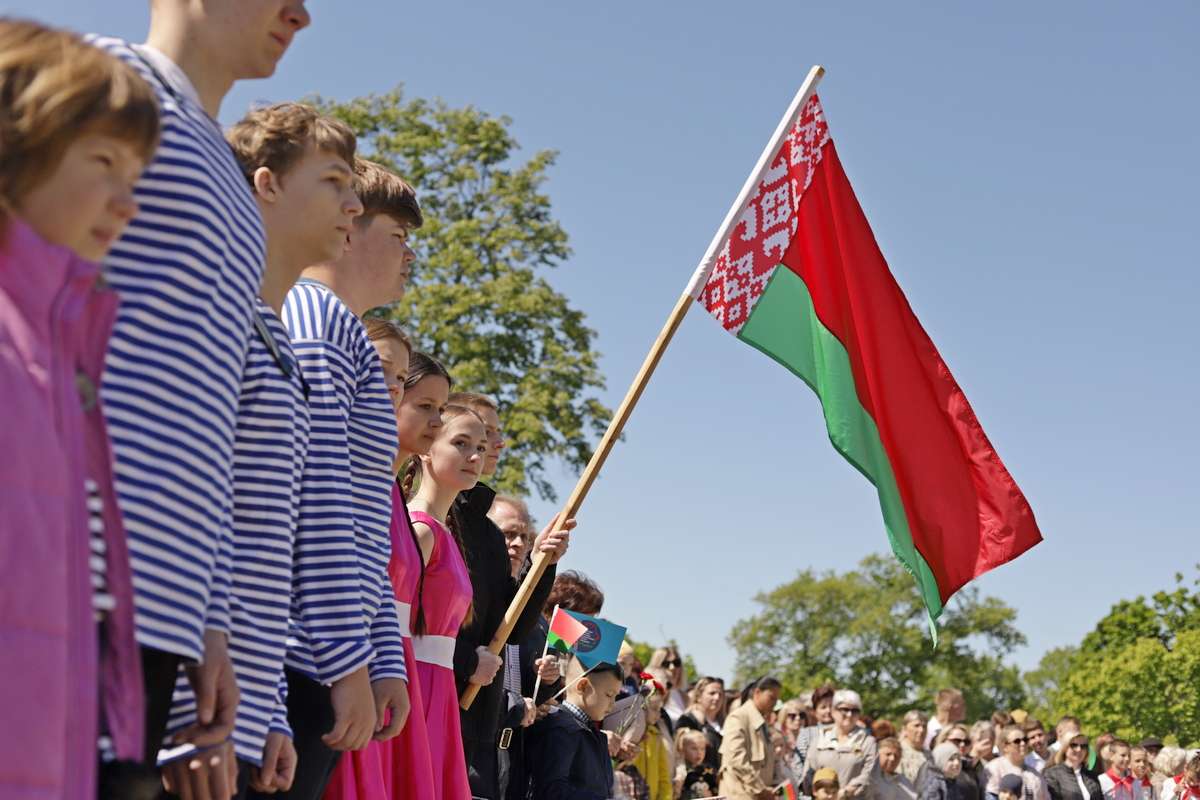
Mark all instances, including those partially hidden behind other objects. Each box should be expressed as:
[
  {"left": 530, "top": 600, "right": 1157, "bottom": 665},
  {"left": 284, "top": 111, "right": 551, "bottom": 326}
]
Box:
[{"left": 529, "top": 659, "right": 622, "bottom": 799}]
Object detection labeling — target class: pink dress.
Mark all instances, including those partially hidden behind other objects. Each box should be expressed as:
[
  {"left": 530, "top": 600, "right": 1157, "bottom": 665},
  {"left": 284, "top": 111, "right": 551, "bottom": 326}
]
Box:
[
  {"left": 323, "top": 486, "right": 437, "bottom": 799},
  {"left": 409, "top": 509, "right": 473, "bottom": 800}
]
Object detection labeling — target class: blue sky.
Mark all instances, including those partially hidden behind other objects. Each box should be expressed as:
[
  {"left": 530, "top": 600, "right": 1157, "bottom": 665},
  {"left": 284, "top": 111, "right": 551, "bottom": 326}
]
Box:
[{"left": 11, "top": 1, "right": 1198, "bottom": 692}]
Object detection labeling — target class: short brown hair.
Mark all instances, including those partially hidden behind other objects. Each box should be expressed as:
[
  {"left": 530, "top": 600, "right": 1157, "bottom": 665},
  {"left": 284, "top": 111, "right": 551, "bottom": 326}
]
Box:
[
  {"left": 544, "top": 570, "right": 604, "bottom": 618},
  {"left": 1022, "top": 717, "right": 1044, "bottom": 733},
  {"left": 226, "top": 102, "right": 355, "bottom": 185},
  {"left": 353, "top": 157, "right": 422, "bottom": 229},
  {"left": 0, "top": 19, "right": 159, "bottom": 216},
  {"left": 447, "top": 391, "right": 499, "bottom": 416}
]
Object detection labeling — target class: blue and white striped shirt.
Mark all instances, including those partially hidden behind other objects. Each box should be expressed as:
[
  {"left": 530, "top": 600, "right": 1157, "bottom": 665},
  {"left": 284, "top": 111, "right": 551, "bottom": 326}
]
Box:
[
  {"left": 282, "top": 280, "right": 406, "bottom": 683},
  {"left": 90, "top": 38, "right": 264, "bottom": 661},
  {"left": 161, "top": 302, "right": 310, "bottom": 764}
]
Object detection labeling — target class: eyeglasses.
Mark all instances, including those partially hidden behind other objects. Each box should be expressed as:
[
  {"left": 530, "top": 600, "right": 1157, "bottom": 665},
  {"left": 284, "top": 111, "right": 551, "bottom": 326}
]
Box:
[
  {"left": 786, "top": 713, "right": 802, "bottom": 719},
  {"left": 1068, "top": 743, "right": 1089, "bottom": 750},
  {"left": 662, "top": 659, "right": 682, "bottom": 668},
  {"left": 1007, "top": 738, "right": 1028, "bottom": 746},
  {"left": 948, "top": 738, "right": 968, "bottom": 745},
  {"left": 835, "top": 707, "right": 860, "bottom": 715}
]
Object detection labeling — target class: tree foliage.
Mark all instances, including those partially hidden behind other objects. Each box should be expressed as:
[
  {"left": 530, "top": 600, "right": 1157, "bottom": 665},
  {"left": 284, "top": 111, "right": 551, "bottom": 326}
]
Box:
[
  {"left": 310, "top": 86, "right": 610, "bottom": 500},
  {"left": 1040, "top": 571, "right": 1200, "bottom": 745},
  {"left": 728, "top": 554, "right": 1027, "bottom": 719}
]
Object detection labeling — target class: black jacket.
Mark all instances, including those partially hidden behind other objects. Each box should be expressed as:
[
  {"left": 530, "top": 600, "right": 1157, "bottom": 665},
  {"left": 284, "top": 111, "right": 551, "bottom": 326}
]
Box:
[
  {"left": 676, "top": 712, "right": 722, "bottom": 770},
  {"left": 527, "top": 706, "right": 614, "bottom": 800},
  {"left": 1043, "top": 765, "right": 1103, "bottom": 800},
  {"left": 453, "top": 483, "right": 556, "bottom": 743}
]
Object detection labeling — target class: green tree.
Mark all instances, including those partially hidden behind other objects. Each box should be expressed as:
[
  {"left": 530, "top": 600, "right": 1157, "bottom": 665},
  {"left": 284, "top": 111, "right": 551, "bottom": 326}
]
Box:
[
  {"left": 1053, "top": 630, "right": 1200, "bottom": 745},
  {"left": 1023, "top": 646, "right": 1078, "bottom": 722},
  {"left": 1040, "top": 571, "right": 1200, "bottom": 744},
  {"left": 311, "top": 86, "right": 610, "bottom": 500},
  {"left": 727, "top": 554, "right": 1027, "bottom": 718}
]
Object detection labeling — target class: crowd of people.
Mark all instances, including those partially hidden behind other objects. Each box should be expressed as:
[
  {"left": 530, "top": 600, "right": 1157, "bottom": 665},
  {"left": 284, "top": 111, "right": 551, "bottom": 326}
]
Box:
[{"left": 2, "top": 4, "right": 1196, "bottom": 800}]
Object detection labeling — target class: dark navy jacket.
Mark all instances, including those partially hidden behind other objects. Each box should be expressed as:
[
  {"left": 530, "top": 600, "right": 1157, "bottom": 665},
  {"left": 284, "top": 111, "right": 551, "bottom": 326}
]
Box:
[{"left": 528, "top": 706, "right": 614, "bottom": 800}]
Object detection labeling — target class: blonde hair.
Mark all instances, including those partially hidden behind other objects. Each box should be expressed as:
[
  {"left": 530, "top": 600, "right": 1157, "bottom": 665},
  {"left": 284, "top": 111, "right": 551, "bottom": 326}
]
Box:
[
  {"left": 0, "top": 18, "right": 159, "bottom": 223},
  {"left": 226, "top": 102, "right": 356, "bottom": 184},
  {"left": 362, "top": 316, "right": 412, "bottom": 352},
  {"left": 675, "top": 727, "right": 707, "bottom": 756}
]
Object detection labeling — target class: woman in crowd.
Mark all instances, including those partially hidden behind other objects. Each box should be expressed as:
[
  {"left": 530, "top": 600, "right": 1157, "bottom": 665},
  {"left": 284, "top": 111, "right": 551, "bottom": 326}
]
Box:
[
  {"left": 718, "top": 676, "right": 783, "bottom": 800},
  {"left": 793, "top": 684, "right": 838, "bottom": 783},
  {"left": 324, "top": 334, "right": 449, "bottom": 800},
  {"left": 677, "top": 676, "right": 727, "bottom": 770},
  {"left": 801, "top": 689, "right": 877, "bottom": 798},
  {"left": 406, "top": 402, "right": 484, "bottom": 799},
  {"left": 920, "top": 743, "right": 963, "bottom": 800},
  {"left": 985, "top": 726, "right": 1050, "bottom": 800},
  {"left": 1043, "top": 731, "right": 1102, "bottom": 800},
  {"left": 899, "top": 711, "right": 932, "bottom": 791},
  {"left": 1150, "top": 747, "right": 1188, "bottom": 796},
  {"left": 935, "top": 724, "right": 979, "bottom": 800},
  {"left": 0, "top": 18, "right": 159, "bottom": 796},
  {"left": 649, "top": 646, "right": 690, "bottom": 723},
  {"left": 780, "top": 699, "right": 808, "bottom": 752},
  {"left": 875, "top": 738, "right": 919, "bottom": 800}
]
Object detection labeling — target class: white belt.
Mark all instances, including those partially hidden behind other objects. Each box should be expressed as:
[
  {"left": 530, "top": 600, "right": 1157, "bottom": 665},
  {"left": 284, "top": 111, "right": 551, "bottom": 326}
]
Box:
[
  {"left": 396, "top": 601, "right": 412, "bottom": 639},
  {"left": 412, "top": 634, "right": 455, "bottom": 669}
]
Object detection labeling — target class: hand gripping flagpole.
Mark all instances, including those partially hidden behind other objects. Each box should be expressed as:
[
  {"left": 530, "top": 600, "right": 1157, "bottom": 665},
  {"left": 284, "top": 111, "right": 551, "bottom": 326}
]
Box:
[{"left": 460, "top": 65, "right": 826, "bottom": 711}]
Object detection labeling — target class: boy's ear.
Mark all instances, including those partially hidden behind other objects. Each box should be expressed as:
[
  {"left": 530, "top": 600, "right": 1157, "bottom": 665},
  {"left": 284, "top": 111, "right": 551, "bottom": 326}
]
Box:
[
  {"left": 576, "top": 677, "right": 590, "bottom": 693},
  {"left": 253, "top": 166, "right": 280, "bottom": 203}
]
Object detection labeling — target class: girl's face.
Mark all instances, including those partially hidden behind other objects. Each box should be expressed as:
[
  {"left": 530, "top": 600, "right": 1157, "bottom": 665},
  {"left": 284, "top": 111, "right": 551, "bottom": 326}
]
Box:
[
  {"left": 682, "top": 737, "right": 705, "bottom": 766},
  {"left": 17, "top": 133, "right": 143, "bottom": 262},
  {"left": 373, "top": 338, "right": 410, "bottom": 410},
  {"left": 699, "top": 683, "right": 724, "bottom": 716},
  {"left": 944, "top": 755, "right": 963, "bottom": 780},
  {"left": 396, "top": 374, "right": 449, "bottom": 458},
  {"left": 421, "top": 413, "right": 486, "bottom": 492},
  {"left": 814, "top": 786, "right": 839, "bottom": 800}
]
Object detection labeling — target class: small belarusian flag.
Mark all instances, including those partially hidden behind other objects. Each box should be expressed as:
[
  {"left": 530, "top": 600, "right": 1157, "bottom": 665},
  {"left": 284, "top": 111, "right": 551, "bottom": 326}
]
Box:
[
  {"left": 778, "top": 783, "right": 798, "bottom": 800},
  {"left": 546, "top": 606, "right": 588, "bottom": 654},
  {"left": 688, "top": 89, "right": 1042, "bottom": 623}
]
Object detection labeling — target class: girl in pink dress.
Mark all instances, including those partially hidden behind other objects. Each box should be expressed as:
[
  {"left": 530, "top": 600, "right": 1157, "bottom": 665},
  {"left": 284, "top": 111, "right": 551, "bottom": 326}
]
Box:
[
  {"left": 324, "top": 332, "right": 449, "bottom": 800},
  {"left": 406, "top": 402, "right": 483, "bottom": 800}
]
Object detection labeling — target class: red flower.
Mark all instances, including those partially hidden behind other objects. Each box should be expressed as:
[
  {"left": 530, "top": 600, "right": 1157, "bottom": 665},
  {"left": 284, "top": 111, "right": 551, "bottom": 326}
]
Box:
[{"left": 639, "top": 671, "right": 654, "bottom": 681}]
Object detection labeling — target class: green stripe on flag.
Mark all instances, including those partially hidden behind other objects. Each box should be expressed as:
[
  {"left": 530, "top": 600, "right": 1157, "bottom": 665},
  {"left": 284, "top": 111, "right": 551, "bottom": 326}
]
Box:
[{"left": 738, "top": 266, "right": 944, "bottom": 621}]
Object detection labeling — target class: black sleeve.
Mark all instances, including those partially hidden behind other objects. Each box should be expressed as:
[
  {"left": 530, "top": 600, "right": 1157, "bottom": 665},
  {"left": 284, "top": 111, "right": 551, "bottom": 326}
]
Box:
[{"left": 508, "top": 561, "right": 557, "bottom": 644}]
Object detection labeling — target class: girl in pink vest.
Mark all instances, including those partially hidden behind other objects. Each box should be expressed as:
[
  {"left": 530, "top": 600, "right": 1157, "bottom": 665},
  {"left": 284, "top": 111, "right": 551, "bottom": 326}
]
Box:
[{"left": 0, "top": 19, "right": 159, "bottom": 800}]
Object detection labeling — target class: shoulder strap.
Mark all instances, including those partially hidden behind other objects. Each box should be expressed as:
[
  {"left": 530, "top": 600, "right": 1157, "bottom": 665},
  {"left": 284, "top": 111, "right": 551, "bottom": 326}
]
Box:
[
  {"left": 253, "top": 308, "right": 310, "bottom": 399},
  {"left": 407, "top": 509, "right": 443, "bottom": 532}
]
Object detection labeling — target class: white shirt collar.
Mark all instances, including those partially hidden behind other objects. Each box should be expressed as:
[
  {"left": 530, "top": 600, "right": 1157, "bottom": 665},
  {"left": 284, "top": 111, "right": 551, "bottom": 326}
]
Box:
[{"left": 131, "top": 44, "right": 204, "bottom": 110}]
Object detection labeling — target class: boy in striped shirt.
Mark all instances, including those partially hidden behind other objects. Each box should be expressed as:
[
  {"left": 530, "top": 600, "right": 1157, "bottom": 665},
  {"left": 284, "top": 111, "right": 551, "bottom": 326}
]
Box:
[
  {"left": 260, "top": 159, "right": 422, "bottom": 800},
  {"left": 158, "top": 103, "right": 365, "bottom": 798},
  {"left": 89, "top": 1, "right": 312, "bottom": 792}
]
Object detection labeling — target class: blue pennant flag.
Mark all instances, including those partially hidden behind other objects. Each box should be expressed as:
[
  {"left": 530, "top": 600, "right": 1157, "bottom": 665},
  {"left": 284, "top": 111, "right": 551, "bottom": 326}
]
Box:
[{"left": 563, "top": 610, "right": 627, "bottom": 669}]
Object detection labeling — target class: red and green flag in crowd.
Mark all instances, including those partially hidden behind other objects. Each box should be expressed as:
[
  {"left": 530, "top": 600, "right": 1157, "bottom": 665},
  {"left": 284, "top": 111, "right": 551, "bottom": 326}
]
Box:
[
  {"left": 546, "top": 606, "right": 588, "bottom": 654},
  {"left": 686, "top": 86, "right": 1042, "bottom": 623}
]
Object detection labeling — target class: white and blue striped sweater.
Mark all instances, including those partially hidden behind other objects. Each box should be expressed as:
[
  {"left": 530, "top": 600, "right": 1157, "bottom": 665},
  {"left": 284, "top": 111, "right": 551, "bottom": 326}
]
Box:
[
  {"left": 282, "top": 280, "right": 406, "bottom": 683},
  {"left": 163, "top": 301, "right": 311, "bottom": 764},
  {"left": 91, "top": 38, "right": 265, "bottom": 661}
]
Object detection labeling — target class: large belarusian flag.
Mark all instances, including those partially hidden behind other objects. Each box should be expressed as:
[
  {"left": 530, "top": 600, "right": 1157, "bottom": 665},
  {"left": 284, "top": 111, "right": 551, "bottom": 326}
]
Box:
[{"left": 687, "top": 91, "right": 1042, "bottom": 621}]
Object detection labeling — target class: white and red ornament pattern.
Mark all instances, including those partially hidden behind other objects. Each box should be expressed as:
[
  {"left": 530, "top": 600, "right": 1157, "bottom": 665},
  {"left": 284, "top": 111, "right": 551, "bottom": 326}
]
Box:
[{"left": 700, "top": 94, "right": 830, "bottom": 335}]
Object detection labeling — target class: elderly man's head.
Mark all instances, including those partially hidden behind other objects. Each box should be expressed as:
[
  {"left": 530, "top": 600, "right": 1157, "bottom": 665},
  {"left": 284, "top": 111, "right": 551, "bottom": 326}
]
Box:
[{"left": 488, "top": 494, "right": 530, "bottom": 579}]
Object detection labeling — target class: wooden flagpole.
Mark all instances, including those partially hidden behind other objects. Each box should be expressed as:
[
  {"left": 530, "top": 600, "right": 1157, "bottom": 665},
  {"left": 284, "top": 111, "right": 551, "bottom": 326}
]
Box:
[{"left": 460, "top": 65, "right": 826, "bottom": 710}]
